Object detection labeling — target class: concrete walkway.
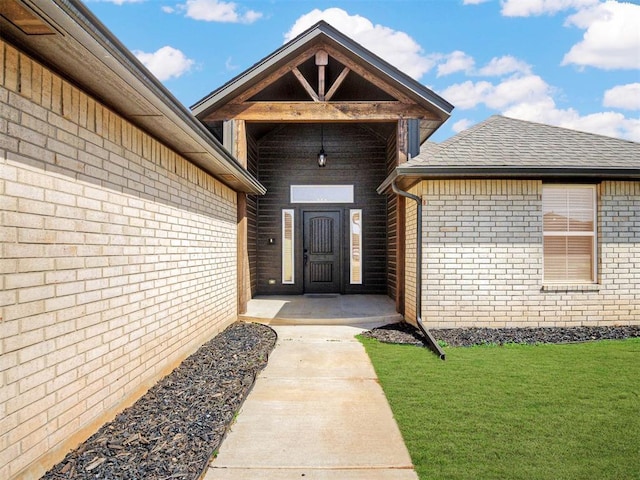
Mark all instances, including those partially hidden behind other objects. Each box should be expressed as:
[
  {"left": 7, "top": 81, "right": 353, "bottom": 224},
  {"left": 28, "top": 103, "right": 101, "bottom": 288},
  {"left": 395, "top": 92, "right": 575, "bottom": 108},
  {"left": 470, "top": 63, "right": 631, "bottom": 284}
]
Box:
[{"left": 203, "top": 324, "right": 418, "bottom": 479}]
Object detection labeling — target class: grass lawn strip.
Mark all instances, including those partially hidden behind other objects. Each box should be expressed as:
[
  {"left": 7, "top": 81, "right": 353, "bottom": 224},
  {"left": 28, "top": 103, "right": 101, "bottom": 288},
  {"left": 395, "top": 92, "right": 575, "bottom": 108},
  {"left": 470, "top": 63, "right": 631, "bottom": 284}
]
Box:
[{"left": 359, "top": 337, "right": 640, "bottom": 480}]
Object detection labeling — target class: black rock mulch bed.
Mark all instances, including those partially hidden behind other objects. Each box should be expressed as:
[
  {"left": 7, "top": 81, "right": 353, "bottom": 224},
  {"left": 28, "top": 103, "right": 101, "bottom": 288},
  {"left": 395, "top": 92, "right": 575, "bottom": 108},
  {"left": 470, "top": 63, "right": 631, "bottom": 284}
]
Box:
[
  {"left": 361, "top": 322, "right": 640, "bottom": 347},
  {"left": 41, "top": 320, "right": 638, "bottom": 480},
  {"left": 41, "top": 322, "right": 277, "bottom": 480}
]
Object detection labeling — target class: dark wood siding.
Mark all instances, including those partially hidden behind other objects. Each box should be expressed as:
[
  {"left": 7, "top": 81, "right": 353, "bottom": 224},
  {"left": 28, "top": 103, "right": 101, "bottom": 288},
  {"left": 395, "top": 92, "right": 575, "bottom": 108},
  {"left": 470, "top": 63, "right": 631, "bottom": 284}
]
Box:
[
  {"left": 386, "top": 134, "right": 398, "bottom": 300},
  {"left": 246, "top": 134, "right": 259, "bottom": 296},
  {"left": 255, "top": 123, "right": 388, "bottom": 295}
]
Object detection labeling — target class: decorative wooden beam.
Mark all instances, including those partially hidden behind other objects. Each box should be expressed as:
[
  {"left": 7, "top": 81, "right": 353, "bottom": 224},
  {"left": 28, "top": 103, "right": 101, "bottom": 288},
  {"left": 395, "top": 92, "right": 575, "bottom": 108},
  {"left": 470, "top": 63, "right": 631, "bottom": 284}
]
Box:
[
  {"left": 205, "top": 102, "right": 439, "bottom": 122},
  {"left": 325, "top": 67, "right": 350, "bottom": 102},
  {"left": 397, "top": 118, "right": 408, "bottom": 164},
  {"left": 234, "top": 119, "right": 247, "bottom": 168},
  {"left": 223, "top": 119, "right": 248, "bottom": 167},
  {"left": 230, "top": 45, "right": 318, "bottom": 104},
  {"left": 316, "top": 50, "right": 329, "bottom": 101},
  {"left": 292, "top": 67, "right": 320, "bottom": 102},
  {"left": 218, "top": 42, "right": 418, "bottom": 107},
  {"left": 321, "top": 44, "right": 416, "bottom": 104}
]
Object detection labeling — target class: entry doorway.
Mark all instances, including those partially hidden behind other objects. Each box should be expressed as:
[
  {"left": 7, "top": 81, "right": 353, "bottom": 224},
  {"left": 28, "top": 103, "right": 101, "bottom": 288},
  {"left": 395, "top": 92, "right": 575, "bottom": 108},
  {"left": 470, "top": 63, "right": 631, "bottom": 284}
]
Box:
[{"left": 303, "top": 210, "right": 341, "bottom": 294}]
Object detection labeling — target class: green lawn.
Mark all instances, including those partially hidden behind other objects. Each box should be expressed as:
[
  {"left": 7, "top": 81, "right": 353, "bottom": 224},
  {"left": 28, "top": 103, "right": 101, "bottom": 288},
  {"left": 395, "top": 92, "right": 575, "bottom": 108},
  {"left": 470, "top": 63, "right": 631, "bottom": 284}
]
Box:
[{"left": 359, "top": 337, "right": 640, "bottom": 480}]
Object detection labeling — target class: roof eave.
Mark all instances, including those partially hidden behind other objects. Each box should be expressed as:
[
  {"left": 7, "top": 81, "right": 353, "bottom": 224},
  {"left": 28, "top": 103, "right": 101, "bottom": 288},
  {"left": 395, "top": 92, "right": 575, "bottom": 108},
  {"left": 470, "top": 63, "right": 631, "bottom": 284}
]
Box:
[
  {"left": 378, "top": 166, "right": 640, "bottom": 194},
  {"left": 8, "top": 0, "right": 265, "bottom": 194}
]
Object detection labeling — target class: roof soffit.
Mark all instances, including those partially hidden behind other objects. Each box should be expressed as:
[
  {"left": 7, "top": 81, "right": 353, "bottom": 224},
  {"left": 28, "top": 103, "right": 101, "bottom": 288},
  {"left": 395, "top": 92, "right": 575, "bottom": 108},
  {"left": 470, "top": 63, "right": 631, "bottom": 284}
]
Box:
[{"left": 1, "top": 0, "right": 264, "bottom": 194}]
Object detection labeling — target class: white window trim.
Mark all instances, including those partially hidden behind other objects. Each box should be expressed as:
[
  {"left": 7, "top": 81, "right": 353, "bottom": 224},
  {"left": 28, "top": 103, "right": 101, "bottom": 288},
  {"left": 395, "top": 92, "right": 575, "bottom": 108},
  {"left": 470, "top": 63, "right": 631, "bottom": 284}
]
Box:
[{"left": 542, "top": 184, "right": 597, "bottom": 285}]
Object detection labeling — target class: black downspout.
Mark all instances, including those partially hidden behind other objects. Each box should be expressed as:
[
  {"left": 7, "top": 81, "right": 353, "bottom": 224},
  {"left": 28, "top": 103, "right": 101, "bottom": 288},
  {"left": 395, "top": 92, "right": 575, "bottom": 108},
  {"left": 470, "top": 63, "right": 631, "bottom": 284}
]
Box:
[{"left": 392, "top": 180, "right": 445, "bottom": 360}]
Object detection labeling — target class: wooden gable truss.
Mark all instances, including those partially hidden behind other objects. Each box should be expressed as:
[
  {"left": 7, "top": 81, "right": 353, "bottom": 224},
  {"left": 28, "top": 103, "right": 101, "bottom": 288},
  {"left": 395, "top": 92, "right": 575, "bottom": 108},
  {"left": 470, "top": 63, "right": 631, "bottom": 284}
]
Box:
[{"left": 200, "top": 43, "right": 441, "bottom": 125}]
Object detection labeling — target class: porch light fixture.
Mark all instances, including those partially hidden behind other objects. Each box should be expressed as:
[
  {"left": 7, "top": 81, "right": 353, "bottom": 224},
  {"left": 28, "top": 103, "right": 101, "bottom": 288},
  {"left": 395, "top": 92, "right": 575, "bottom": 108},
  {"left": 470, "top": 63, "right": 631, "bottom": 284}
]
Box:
[{"left": 317, "top": 125, "right": 327, "bottom": 167}]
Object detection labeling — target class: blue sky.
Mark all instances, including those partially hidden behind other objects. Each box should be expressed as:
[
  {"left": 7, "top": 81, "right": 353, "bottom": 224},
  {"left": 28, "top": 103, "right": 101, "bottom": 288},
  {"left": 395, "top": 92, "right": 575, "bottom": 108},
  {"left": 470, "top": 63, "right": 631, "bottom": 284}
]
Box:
[{"left": 86, "top": 0, "right": 640, "bottom": 142}]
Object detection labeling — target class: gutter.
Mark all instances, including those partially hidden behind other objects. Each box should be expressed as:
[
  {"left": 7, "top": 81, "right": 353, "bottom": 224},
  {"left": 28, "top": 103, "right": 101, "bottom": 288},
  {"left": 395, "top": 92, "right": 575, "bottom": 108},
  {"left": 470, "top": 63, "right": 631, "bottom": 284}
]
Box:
[
  {"left": 395, "top": 166, "right": 640, "bottom": 181},
  {"left": 391, "top": 180, "right": 445, "bottom": 360},
  {"left": 25, "top": 0, "right": 265, "bottom": 195},
  {"left": 379, "top": 166, "right": 640, "bottom": 196}
]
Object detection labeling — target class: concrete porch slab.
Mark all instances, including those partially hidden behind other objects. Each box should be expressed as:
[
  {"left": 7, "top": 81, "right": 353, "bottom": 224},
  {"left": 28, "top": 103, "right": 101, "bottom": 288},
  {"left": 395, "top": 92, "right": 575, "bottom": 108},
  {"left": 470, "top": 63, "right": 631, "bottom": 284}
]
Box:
[{"left": 239, "top": 294, "right": 403, "bottom": 326}]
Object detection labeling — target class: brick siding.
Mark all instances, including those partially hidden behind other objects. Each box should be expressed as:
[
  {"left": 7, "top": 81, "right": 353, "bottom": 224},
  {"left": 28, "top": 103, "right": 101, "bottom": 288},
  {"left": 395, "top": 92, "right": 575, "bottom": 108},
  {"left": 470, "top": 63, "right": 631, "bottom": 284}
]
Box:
[
  {"left": 1, "top": 40, "right": 238, "bottom": 479},
  {"left": 415, "top": 179, "right": 639, "bottom": 328}
]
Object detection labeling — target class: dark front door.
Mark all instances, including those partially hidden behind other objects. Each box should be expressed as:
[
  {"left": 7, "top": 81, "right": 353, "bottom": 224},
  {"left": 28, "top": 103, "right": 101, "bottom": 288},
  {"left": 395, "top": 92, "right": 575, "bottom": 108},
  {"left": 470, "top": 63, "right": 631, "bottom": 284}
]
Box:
[{"left": 303, "top": 211, "right": 341, "bottom": 293}]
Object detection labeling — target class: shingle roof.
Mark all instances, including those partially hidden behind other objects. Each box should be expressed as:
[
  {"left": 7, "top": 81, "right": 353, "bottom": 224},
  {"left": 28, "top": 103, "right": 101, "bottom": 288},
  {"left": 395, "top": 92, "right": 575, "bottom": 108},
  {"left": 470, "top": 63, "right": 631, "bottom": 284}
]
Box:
[
  {"left": 377, "top": 115, "right": 640, "bottom": 193},
  {"left": 408, "top": 115, "right": 639, "bottom": 169}
]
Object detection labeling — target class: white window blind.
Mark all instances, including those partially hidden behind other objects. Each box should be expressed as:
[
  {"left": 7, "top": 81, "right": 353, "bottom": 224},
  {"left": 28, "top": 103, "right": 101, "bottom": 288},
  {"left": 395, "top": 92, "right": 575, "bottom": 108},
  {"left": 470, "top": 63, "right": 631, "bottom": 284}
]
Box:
[{"left": 542, "top": 185, "right": 596, "bottom": 283}]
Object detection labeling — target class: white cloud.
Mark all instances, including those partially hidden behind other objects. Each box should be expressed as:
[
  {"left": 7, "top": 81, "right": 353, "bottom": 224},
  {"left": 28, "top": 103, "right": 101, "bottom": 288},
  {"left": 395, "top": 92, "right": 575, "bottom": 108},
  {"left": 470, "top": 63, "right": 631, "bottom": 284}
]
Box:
[
  {"left": 441, "top": 74, "right": 551, "bottom": 110},
  {"left": 442, "top": 73, "right": 640, "bottom": 141},
  {"left": 452, "top": 118, "right": 475, "bottom": 133},
  {"left": 603, "top": 83, "right": 640, "bottom": 110},
  {"left": 440, "top": 80, "right": 494, "bottom": 109},
  {"left": 96, "top": 0, "right": 144, "bottom": 4},
  {"left": 562, "top": 1, "right": 640, "bottom": 70},
  {"left": 435, "top": 53, "right": 532, "bottom": 78},
  {"left": 174, "top": 0, "right": 262, "bottom": 24},
  {"left": 477, "top": 56, "right": 532, "bottom": 76},
  {"left": 162, "top": 6, "right": 175, "bottom": 13},
  {"left": 134, "top": 46, "right": 195, "bottom": 81},
  {"left": 284, "top": 8, "right": 436, "bottom": 80},
  {"left": 504, "top": 102, "right": 640, "bottom": 141},
  {"left": 500, "top": 0, "right": 598, "bottom": 17},
  {"left": 225, "top": 57, "right": 238, "bottom": 71},
  {"left": 463, "top": 0, "right": 490, "bottom": 4},
  {"left": 437, "top": 51, "right": 475, "bottom": 77}
]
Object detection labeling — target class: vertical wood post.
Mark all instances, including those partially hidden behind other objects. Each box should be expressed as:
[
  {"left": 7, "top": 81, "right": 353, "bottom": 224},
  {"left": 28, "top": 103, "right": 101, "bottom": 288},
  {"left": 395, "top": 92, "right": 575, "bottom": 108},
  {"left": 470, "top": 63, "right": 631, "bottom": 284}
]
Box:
[
  {"left": 226, "top": 119, "right": 251, "bottom": 315},
  {"left": 395, "top": 118, "right": 408, "bottom": 314},
  {"left": 237, "top": 193, "right": 249, "bottom": 314},
  {"left": 397, "top": 118, "right": 408, "bottom": 164},
  {"left": 316, "top": 50, "right": 329, "bottom": 101}
]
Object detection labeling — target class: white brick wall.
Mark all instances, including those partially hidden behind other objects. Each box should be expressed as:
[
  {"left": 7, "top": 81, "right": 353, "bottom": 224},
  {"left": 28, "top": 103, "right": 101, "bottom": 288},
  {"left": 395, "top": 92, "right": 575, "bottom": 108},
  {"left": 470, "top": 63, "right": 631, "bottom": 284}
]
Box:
[
  {"left": 1, "top": 40, "right": 239, "bottom": 479},
  {"left": 416, "top": 179, "right": 640, "bottom": 328}
]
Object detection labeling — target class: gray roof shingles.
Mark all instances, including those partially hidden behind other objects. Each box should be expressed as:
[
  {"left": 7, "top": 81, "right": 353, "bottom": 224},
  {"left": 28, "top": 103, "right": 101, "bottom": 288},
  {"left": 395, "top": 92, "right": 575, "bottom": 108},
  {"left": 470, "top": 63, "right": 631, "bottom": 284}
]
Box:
[{"left": 407, "top": 115, "right": 640, "bottom": 170}]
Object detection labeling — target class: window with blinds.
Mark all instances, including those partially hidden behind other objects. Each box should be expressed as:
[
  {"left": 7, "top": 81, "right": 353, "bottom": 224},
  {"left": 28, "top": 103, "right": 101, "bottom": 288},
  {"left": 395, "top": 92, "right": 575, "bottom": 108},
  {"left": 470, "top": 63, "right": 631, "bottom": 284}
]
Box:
[
  {"left": 282, "top": 209, "right": 294, "bottom": 284},
  {"left": 542, "top": 185, "right": 596, "bottom": 283}
]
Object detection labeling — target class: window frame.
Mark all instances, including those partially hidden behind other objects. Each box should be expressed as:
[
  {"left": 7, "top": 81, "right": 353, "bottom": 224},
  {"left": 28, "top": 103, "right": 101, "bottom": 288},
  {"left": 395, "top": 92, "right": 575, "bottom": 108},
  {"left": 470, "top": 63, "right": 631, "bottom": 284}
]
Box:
[
  {"left": 290, "top": 185, "right": 354, "bottom": 204},
  {"left": 542, "top": 184, "right": 597, "bottom": 284},
  {"left": 282, "top": 209, "right": 295, "bottom": 284},
  {"left": 349, "top": 209, "right": 362, "bottom": 284}
]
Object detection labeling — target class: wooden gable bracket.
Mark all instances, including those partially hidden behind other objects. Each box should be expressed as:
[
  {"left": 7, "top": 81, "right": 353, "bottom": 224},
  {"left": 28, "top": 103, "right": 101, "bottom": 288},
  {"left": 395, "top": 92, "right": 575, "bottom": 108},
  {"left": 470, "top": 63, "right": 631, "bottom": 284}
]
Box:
[
  {"left": 291, "top": 67, "right": 319, "bottom": 102},
  {"left": 325, "top": 66, "right": 350, "bottom": 102},
  {"left": 291, "top": 49, "right": 351, "bottom": 103},
  {"left": 201, "top": 43, "right": 440, "bottom": 123}
]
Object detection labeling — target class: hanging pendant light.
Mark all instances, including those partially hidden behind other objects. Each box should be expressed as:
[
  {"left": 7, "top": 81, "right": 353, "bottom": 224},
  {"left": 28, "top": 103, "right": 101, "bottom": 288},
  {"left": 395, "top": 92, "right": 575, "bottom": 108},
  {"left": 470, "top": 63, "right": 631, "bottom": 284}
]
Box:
[{"left": 317, "top": 125, "right": 327, "bottom": 167}]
